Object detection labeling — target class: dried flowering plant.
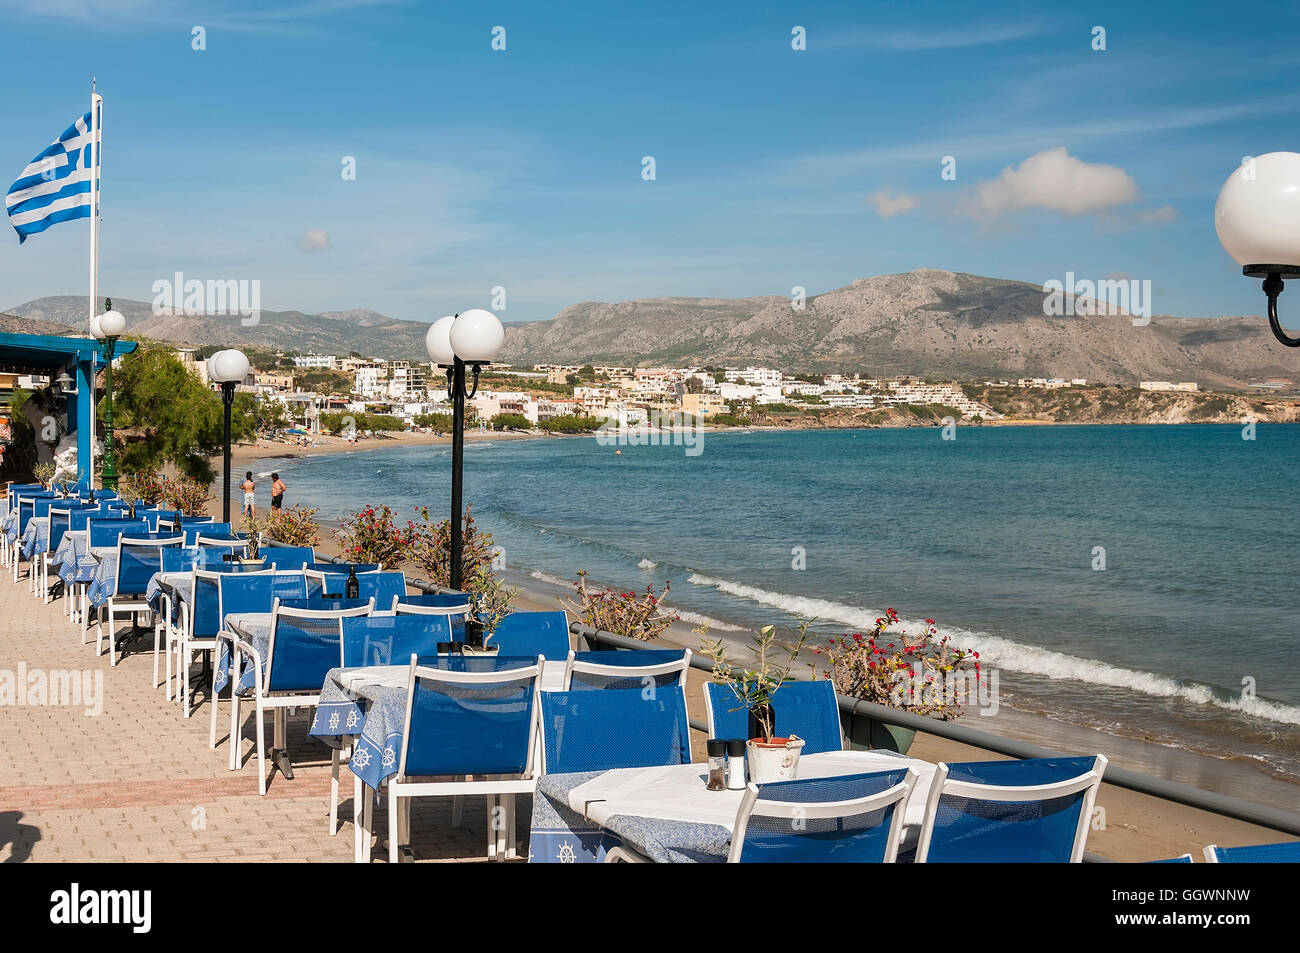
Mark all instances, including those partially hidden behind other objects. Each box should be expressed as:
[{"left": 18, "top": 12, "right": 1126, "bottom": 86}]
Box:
[
  {"left": 814, "top": 608, "right": 979, "bottom": 721},
  {"left": 561, "top": 570, "right": 677, "bottom": 641},
  {"left": 334, "top": 504, "right": 413, "bottom": 567},
  {"left": 162, "top": 477, "right": 213, "bottom": 516},
  {"left": 120, "top": 471, "right": 167, "bottom": 505},
  {"left": 262, "top": 504, "right": 321, "bottom": 548},
  {"left": 406, "top": 503, "right": 496, "bottom": 589},
  {"left": 698, "top": 621, "right": 812, "bottom": 742}
]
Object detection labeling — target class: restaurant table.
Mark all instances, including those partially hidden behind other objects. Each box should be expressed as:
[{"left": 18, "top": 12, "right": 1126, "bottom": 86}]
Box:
[
  {"left": 20, "top": 520, "right": 50, "bottom": 560},
  {"left": 528, "top": 750, "right": 936, "bottom": 863}
]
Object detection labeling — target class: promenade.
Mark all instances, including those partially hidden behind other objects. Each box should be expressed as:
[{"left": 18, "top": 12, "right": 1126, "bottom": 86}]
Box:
[{"left": 0, "top": 573, "right": 501, "bottom": 862}]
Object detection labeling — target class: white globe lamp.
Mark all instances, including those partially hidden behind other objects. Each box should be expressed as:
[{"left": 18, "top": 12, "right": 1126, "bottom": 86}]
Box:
[
  {"left": 425, "top": 315, "right": 458, "bottom": 366},
  {"left": 1215, "top": 151, "right": 1300, "bottom": 346},
  {"left": 449, "top": 308, "right": 505, "bottom": 364}
]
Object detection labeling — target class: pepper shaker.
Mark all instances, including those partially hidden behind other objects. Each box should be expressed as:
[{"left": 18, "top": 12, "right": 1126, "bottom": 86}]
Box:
[{"left": 705, "top": 739, "right": 727, "bottom": 791}]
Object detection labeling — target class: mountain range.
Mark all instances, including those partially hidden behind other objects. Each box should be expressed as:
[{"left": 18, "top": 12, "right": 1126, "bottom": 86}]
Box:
[{"left": 7, "top": 269, "right": 1299, "bottom": 388}]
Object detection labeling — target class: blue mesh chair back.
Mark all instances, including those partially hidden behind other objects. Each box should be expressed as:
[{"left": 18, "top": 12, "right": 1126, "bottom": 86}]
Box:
[
  {"left": 161, "top": 549, "right": 203, "bottom": 574},
  {"left": 1203, "top": 842, "right": 1300, "bottom": 863},
  {"left": 199, "top": 547, "right": 249, "bottom": 568},
  {"left": 310, "top": 570, "right": 406, "bottom": 606},
  {"left": 218, "top": 572, "right": 309, "bottom": 621},
  {"left": 184, "top": 522, "right": 231, "bottom": 544},
  {"left": 266, "top": 601, "right": 372, "bottom": 693},
  {"left": 88, "top": 518, "right": 149, "bottom": 548},
  {"left": 1151, "top": 854, "right": 1194, "bottom": 863},
  {"left": 705, "top": 680, "right": 843, "bottom": 753},
  {"left": 917, "top": 755, "right": 1107, "bottom": 863},
  {"left": 17, "top": 494, "right": 56, "bottom": 533},
  {"left": 401, "top": 657, "right": 541, "bottom": 778},
  {"left": 278, "top": 597, "right": 373, "bottom": 614},
  {"left": 69, "top": 509, "right": 98, "bottom": 532},
  {"left": 540, "top": 687, "right": 691, "bottom": 773},
  {"left": 565, "top": 649, "right": 691, "bottom": 692},
  {"left": 491, "top": 610, "right": 571, "bottom": 659},
  {"left": 33, "top": 497, "right": 55, "bottom": 520},
  {"left": 265, "top": 546, "right": 314, "bottom": 570},
  {"left": 135, "top": 507, "right": 166, "bottom": 531},
  {"left": 96, "top": 490, "right": 120, "bottom": 501},
  {"left": 8, "top": 484, "right": 44, "bottom": 508},
  {"left": 49, "top": 504, "right": 95, "bottom": 551},
  {"left": 115, "top": 537, "right": 184, "bottom": 595},
  {"left": 731, "top": 769, "right": 917, "bottom": 863},
  {"left": 391, "top": 591, "right": 471, "bottom": 614},
  {"left": 191, "top": 571, "right": 227, "bottom": 639},
  {"left": 342, "top": 614, "right": 454, "bottom": 667},
  {"left": 154, "top": 510, "right": 181, "bottom": 530}
]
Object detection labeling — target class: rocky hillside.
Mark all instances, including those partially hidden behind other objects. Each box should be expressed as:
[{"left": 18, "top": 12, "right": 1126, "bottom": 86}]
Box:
[{"left": 500, "top": 270, "right": 1300, "bottom": 388}]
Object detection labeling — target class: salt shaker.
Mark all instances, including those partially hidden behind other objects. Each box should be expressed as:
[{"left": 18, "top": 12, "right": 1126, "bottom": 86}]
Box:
[
  {"left": 706, "top": 739, "right": 727, "bottom": 791},
  {"left": 726, "top": 739, "right": 748, "bottom": 790}
]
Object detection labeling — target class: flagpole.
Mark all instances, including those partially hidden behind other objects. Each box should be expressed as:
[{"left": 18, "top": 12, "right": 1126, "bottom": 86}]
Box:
[{"left": 88, "top": 80, "right": 101, "bottom": 487}]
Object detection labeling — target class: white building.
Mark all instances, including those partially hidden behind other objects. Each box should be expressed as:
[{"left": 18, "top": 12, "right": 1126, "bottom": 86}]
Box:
[
  {"left": 292, "top": 355, "right": 337, "bottom": 370},
  {"left": 1139, "top": 381, "right": 1199, "bottom": 392}
]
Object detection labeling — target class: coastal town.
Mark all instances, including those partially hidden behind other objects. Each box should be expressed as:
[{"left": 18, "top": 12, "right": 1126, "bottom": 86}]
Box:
[{"left": 24, "top": 346, "right": 1280, "bottom": 438}]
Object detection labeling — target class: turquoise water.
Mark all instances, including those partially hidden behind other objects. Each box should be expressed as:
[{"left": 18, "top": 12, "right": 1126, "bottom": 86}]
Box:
[{"left": 253, "top": 424, "right": 1300, "bottom": 778}]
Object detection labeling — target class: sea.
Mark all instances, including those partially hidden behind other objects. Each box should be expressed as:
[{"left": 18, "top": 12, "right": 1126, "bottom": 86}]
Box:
[{"left": 252, "top": 423, "right": 1300, "bottom": 783}]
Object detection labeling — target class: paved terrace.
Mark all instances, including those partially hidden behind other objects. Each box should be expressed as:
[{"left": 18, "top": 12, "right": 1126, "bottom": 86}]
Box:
[{"left": 0, "top": 574, "right": 520, "bottom": 862}]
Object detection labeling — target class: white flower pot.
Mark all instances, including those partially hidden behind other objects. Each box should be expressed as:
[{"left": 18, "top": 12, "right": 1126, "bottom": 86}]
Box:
[{"left": 745, "top": 735, "right": 805, "bottom": 784}]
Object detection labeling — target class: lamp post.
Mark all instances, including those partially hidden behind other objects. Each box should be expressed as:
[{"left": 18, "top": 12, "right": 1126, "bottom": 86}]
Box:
[
  {"left": 425, "top": 309, "right": 505, "bottom": 590},
  {"left": 1215, "top": 152, "right": 1300, "bottom": 346},
  {"left": 90, "top": 301, "right": 127, "bottom": 490},
  {"left": 207, "top": 349, "right": 250, "bottom": 523}
]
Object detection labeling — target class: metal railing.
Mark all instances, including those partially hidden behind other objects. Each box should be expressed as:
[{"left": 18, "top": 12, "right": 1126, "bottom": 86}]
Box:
[{"left": 278, "top": 544, "right": 1300, "bottom": 850}]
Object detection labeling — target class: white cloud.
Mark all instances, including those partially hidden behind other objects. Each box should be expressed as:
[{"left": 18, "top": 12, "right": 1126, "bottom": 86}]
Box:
[
  {"left": 866, "top": 190, "right": 919, "bottom": 219},
  {"left": 970, "top": 147, "right": 1137, "bottom": 218},
  {"left": 1137, "top": 205, "right": 1178, "bottom": 224},
  {"left": 300, "top": 229, "right": 330, "bottom": 251},
  {"left": 823, "top": 21, "right": 1049, "bottom": 52}
]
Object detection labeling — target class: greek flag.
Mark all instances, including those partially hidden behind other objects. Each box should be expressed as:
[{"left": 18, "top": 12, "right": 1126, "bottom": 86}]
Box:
[{"left": 6, "top": 109, "right": 98, "bottom": 244}]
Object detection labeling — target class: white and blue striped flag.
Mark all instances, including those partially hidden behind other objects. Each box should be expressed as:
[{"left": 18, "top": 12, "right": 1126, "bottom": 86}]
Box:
[{"left": 6, "top": 108, "right": 99, "bottom": 244}]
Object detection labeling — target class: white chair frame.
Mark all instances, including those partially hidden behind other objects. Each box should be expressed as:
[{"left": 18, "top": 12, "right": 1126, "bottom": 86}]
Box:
[
  {"left": 563, "top": 648, "right": 692, "bottom": 691},
  {"left": 915, "top": 754, "right": 1108, "bottom": 863},
  {"left": 233, "top": 599, "right": 374, "bottom": 795},
  {"left": 99, "top": 536, "right": 184, "bottom": 667},
  {"left": 389, "top": 594, "right": 472, "bottom": 616},
  {"left": 363, "top": 656, "right": 543, "bottom": 864}
]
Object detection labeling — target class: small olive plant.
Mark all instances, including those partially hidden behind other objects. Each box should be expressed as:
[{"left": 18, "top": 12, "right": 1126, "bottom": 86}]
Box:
[
  {"left": 468, "top": 562, "right": 517, "bottom": 642},
  {"left": 33, "top": 461, "right": 57, "bottom": 487},
  {"left": 239, "top": 515, "right": 264, "bottom": 560},
  {"left": 698, "top": 621, "right": 812, "bottom": 742}
]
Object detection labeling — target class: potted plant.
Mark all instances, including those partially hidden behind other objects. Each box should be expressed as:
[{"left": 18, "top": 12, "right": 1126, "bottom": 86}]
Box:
[
  {"left": 700, "top": 622, "right": 811, "bottom": 783},
  {"left": 33, "top": 461, "right": 56, "bottom": 490},
  {"left": 466, "top": 562, "right": 516, "bottom": 653},
  {"left": 814, "top": 608, "right": 980, "bottom": 754},
  {"left": 239, "top": 516, "right": 266, "bottom": 566}
]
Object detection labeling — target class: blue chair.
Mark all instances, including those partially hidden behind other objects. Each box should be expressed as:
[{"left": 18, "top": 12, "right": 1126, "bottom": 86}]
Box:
[
  {"left": 160, "top": 514, "right": 213, "bottom": 532},
  {"left": 916, "top": 755, "right": 1108, "bottom": 863},
  {"left": 1152, "top": 854, "right": 1194, "bottom": 863},
  {"left": 42, "top": 503, "right": 97, "bottom": 601},
  {"left": 135, "top": 506, "right": 167, "bottom": 531},
  {"left": 265, "top": 546, "right": 315, "bottom": 570},
  {"left": 540, "top": 687, "right": 691, "bottom": 774},
  {"left": 101, "top": 535, "right": 186, "bottom": 666},
  {"left": 391, "top": 591, "right": 471, "bottom": 615},
  {"left": 207, "top": 572, "right": 313, "bottom": 754},
  {"left": 88, "top": 518, "right": 149, "bottom": 548},
  {"left": 1203, "top": 842, "right": 1300, "bottom": 863},
  {"left": 238, "top": 599, "right": 373, "bottom": 794},
  {"left": 180, "top": 569, "right": 241, "bottom": 719},
  {"left": 724, "top": 769, "right": 917, "bottom": 864},
  {"left": 704, "top": 679, "right": 843, "bottom": 754},
  {"left": 184, "top": 522, "right": 232, "bottom": 544},
  {"left": 490, "top": 610, "right": 571, "bottom": 659},
  {"left": 341, "top": 614, "right": 454, "bottom": 667},
  {"left": 309, "top": 570, "right": 406, "bottom": 608},
  {"left": 564, "top": 649, "right": 692, "bottom": 691},
  {"left": 380, "top": 655, "right": 543, "bottom": 862}
]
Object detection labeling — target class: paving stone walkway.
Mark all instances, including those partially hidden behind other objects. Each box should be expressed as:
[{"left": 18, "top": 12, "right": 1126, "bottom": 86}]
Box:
[{"left": 0, "top": 565, "right": 510, "bottom": 862}]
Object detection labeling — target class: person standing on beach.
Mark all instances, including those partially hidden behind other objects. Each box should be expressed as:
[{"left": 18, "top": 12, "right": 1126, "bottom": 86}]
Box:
[
  {"left": 241, "top": 471, "right": 256, "bottom": 519},
  {"left": 270, "top": 473, "right": 286, "bottom": 516}
]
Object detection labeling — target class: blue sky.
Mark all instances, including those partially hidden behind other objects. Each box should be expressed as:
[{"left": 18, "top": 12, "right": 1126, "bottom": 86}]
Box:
[{"left": 3, "top": 0, "right": 1299, "bottom": 325}]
